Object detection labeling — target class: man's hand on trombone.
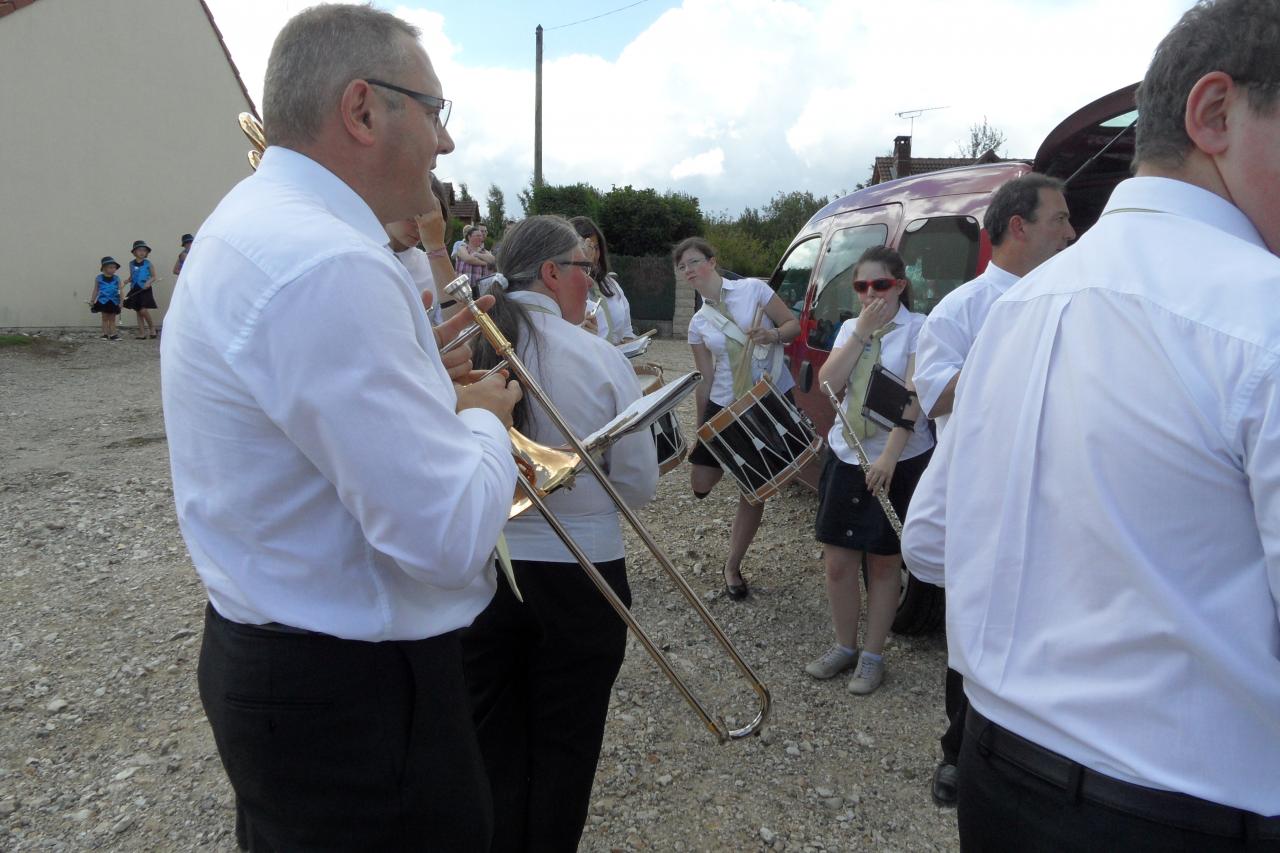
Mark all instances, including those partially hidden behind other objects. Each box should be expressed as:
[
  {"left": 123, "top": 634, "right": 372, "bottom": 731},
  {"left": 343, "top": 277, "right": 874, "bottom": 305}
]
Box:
[{"left": 426, "top": 289, "right": 522, "bottom": 429}]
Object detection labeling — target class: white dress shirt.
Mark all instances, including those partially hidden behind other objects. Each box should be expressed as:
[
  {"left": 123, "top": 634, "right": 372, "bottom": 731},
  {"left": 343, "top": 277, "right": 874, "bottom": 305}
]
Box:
[
  {"left": 395, "top": 245, "right": 442, "bottom": 325},
  {"left": 593, "top": 274, "right": 636, "bottom": 345},
  {"left": 826, "top": 304, "right": 934, "bottom": 465},
  {"left": 501, "top": 290, "right": 658, "bottom": 563},
  {"left": 687, "top": 277, "right": 795, "bottom": 406},
  {"left": 914, "top": 261, "right": 1019, "bottom": 434},
  {"left": 161, "top": 147, "right": 517, "bottom": 642},
  {"left": 902, "top": 176, "right": 1280, "bottom": 814}
]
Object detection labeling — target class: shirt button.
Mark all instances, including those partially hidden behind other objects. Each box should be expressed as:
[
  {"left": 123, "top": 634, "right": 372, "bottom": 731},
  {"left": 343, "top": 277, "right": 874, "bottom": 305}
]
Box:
[
  {"left": 846, "top": 529, "right": 854, "bottom": 536},
  {"left": 851, "top": 497, "right": 860, "bottom": 505}
]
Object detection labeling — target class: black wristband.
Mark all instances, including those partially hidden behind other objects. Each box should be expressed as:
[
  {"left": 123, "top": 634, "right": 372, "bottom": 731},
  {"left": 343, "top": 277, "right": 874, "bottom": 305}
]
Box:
[
  {"left": 893, "top": 416, "right": 916, "bottom": 430},
  {"left": 440, "top": 299, "right": 458, "bottom": 309}
]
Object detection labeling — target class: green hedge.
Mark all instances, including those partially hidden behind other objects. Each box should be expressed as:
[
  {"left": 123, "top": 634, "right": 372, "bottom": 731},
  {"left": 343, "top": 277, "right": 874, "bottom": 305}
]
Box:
[{"left": 611, "top": 254, "right": 675, "bottom": 321}]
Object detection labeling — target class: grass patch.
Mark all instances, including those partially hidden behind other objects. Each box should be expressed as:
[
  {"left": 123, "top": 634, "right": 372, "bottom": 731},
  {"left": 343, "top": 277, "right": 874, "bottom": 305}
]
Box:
[{"left": 0, "top": 334, "right": 34, "bottom": 347}]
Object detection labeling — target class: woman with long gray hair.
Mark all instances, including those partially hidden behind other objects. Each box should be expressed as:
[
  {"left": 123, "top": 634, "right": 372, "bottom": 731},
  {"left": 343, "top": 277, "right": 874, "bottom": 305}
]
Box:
[{"left": 460, "top": 215, "right": 658, "bottom": 851}]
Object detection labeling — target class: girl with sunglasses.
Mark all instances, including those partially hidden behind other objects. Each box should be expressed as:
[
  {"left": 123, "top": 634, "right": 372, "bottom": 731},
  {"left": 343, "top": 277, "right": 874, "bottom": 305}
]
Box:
[{"left": 805, "top": 245, "right": 934, "bottom": 695}]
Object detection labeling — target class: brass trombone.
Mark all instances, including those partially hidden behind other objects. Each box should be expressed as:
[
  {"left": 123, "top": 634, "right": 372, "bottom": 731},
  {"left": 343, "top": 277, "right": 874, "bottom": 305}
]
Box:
[{"left": 446, "top": 277, "right": 771, "bottom": 742}]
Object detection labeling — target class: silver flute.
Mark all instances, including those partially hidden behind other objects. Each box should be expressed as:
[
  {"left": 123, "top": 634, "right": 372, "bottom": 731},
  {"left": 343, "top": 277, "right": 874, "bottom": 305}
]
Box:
[{"left": 821, "top": 380, "right": 903, "bottom": 538}]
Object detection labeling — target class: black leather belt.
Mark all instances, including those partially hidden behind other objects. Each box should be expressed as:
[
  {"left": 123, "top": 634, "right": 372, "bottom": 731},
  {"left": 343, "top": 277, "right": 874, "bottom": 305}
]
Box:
[{"left": 966, "top": 708, "right": 1280, "bottom": 841}]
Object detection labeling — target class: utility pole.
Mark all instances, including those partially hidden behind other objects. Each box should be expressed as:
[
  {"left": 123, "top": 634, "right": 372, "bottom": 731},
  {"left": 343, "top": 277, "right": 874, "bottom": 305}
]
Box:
[{"left": 534, "top": 24, "right": 543, "bottom": 189}]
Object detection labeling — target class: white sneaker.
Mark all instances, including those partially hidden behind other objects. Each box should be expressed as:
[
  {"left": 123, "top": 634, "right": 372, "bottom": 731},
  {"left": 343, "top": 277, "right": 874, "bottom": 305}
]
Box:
[
  {"left": 847, "top": 654, "right": 884, "bottom": 695},
  {"left": 804, "top": 645, "right": 858, "bottom": 680}
]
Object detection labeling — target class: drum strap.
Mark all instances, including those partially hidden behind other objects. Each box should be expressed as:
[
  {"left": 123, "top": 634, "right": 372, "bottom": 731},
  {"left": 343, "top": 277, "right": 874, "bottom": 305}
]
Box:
[
  {"left": 843, "top": 322, "right": 898, "bottom": 441},
  {"left": 696, "top": 302, "right": 784, "bottom": 400}
]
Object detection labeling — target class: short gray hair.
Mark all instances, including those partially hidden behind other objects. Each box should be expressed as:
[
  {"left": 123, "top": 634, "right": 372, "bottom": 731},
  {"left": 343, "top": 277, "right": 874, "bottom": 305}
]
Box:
[
  {"left": 984, "top": 173, "right": 1066, "bottom": 246},
  {"left": 263, "top": 3, "right": 420, "bottom": 148},
  {"left": 497, "top": 216, "right": 582, "bottom": 288},
  {"left": 1136, "top": 0, "right": 1280, "bottom": 168}
]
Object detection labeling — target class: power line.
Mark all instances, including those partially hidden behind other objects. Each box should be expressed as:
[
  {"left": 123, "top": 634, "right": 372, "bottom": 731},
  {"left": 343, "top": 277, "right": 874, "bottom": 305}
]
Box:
[{"left": 547, "top": 0, "right": 654, "bottom": 31}]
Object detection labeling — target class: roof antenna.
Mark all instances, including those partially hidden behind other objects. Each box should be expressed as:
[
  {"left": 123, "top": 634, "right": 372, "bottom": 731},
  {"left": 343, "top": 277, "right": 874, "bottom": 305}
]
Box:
[{"left": 894, "top": 106, "right": 949, "bottom": 136}]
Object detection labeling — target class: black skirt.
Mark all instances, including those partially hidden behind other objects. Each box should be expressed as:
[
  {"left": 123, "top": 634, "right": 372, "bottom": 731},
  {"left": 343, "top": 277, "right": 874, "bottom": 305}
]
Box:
[
  {"left": 814, "top": 448, "right": 932, "bottom": 556},
  {"left": 91, "top": 301, "right": 121, "bottom": 315},
  {"left": 124, "top": 287, "right": 157, "bottom": 310}
]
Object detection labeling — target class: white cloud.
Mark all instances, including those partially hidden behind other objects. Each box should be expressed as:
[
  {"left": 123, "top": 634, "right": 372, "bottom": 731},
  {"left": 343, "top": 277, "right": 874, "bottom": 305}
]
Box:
[
  {"left": 206, "top": 0, "right": 1193, "bottom": 219},
  {"left": 671, "top": 148, "right": 725, "bottom": 180}
]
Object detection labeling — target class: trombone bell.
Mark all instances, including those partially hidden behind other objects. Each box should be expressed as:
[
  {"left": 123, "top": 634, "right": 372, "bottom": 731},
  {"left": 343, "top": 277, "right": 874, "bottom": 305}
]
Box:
[{"left": 509, "top": 431, "right": 581, "bottom": 518}]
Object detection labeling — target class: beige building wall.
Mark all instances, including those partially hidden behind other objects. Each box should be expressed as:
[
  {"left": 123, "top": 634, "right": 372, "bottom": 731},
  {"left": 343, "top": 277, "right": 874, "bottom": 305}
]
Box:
[{"left": 0, "top": 0, "right": 255, "bottom": 329}]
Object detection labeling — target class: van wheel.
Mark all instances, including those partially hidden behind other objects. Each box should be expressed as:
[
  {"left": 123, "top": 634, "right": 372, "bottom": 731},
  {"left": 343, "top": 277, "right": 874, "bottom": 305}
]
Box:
[
  {"left": 861, "top": 562, "right": 945, "bottom": 635},
  {"left": 892, "top": 566, "right": 945, "bottom": 635}
]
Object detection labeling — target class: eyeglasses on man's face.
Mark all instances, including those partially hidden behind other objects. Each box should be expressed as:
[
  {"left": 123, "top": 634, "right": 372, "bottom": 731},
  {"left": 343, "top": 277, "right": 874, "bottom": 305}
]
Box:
[
  {"left": 365, "top": 79, "right": 451, "bottom": 128},
  {"left": 556, "top": 259, "right": 595, "bottom": 274},
  {"left": 675, "top": 257, "right": 707, "bottom": 273}
]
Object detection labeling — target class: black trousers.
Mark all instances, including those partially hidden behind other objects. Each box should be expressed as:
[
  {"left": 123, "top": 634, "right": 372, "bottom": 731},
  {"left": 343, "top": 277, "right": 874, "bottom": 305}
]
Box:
[
  {"left": 958, "top": 707, "right": 1280, "bottom": 852},
  {"left": 460, "top": 557, "right": 630, "bottom": 853},
  {"left": 198, "top": 604, "right": 492, "bottom": 852},
  {"left": 940, "top": 666, "right": 967, "bottom": 765}
]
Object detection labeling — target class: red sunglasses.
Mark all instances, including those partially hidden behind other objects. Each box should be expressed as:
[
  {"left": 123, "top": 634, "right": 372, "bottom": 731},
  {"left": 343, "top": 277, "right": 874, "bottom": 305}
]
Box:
[{"left": 852, "top": 277, "right": 905, "bottom": 293}]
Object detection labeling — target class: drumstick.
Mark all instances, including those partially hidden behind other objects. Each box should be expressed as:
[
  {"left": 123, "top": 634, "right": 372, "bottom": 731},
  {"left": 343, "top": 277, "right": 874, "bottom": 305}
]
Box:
[{"left": 739, "top": 306, "right": 764, "bottom": 378}]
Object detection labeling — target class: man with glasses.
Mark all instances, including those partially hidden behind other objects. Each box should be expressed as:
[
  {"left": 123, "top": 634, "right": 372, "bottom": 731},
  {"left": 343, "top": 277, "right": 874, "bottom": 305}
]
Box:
[
  {"left": 903, "top": 0, "right": 1280, "bottom": 848},
  {"left": 911, "top": 172, "right": 1072, "bottom": 807},
  {"left": 160, "top": 5, "right": 520, "bottom": 850}
]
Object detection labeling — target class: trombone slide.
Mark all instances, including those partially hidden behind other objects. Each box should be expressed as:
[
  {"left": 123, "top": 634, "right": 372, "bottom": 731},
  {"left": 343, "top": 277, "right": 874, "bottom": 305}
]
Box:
[{"left": 821, "top": 380, "right": 903, "bottom": 538}]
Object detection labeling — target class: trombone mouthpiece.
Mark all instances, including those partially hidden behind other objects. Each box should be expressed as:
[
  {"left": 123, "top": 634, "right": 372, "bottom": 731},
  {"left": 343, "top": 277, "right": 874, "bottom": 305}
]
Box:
[{"left": 444, "top": 275, "right": 474, "bottom": 302}]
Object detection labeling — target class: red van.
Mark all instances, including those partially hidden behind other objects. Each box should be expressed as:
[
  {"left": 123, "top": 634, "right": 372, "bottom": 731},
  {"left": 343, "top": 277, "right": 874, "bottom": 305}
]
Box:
[{"left": 767, "top": 83, "right": 1138, "bottom": 633}]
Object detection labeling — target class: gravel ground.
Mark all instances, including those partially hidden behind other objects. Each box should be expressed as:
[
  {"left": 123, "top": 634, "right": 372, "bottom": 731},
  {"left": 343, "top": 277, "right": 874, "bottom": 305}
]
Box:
[{"left": 0, "top": 332, "right": 959, "bottom": 852}]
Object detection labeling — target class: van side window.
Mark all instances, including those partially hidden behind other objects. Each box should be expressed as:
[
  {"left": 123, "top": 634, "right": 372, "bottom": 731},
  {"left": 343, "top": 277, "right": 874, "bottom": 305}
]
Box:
[
  {"left": 898, "top": 216, "right": 981, "bottom": 315},
  {"left": 806, "top": 223, "right": 888, "bottom": 351},
  {"left": 769, "top": 237, "right": 821, "bottom": 319}
]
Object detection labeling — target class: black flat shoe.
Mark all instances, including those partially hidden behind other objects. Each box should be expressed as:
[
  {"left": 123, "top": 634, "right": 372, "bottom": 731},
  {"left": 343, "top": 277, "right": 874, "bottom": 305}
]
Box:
[
  {"left": 931, "top": 762, "right": 958, "bottom": 807},
  {"left": 723, "top": 567, "right": 749, "bottom": 601}
]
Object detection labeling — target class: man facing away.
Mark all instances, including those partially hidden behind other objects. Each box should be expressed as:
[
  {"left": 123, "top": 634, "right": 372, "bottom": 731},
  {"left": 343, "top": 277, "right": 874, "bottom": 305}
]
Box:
[
  {"left": 911, "top": 172, "right": 1074, "bottom": 807},
  {"left": 903, "top": 0, "right": 1280, "bottom": 848},
  {"left": 160, "top": 5, "right": 521, "bottom": 850}
]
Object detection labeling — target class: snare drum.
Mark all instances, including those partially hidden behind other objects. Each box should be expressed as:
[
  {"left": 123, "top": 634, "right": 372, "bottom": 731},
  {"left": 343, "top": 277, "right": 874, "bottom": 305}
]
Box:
[
  {"left": 695, "top": 376, "right": 820, "bottom": 505},
  {"left": 634, "top": 364, "right": 688, "bottom": 475}
]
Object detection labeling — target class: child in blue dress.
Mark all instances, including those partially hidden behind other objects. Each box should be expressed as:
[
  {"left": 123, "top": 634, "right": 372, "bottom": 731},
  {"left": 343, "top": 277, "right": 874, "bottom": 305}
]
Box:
[
  {"left": 123, "top": 239, "right": 160, "bottom": 339},
  {"left": 90, "top": 256, "right": 123, "bottom": 340}
]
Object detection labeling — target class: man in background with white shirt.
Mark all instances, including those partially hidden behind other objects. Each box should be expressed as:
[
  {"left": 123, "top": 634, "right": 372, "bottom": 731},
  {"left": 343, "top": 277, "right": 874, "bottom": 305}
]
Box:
[
  {"left": 912, "top": 173, "right": 1074, "bottom": 807},
  {"left": 902, "top": 0, "right": 1280, "bottom": 848},
  {"left": 160, "top": 5, "right": 520, "bottom": 850}
]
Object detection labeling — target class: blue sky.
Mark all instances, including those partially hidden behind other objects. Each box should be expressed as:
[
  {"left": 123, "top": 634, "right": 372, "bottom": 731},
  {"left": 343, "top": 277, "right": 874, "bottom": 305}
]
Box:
[
  {"left": 433, "top": 0, "right": 685, "bottom": 67},
  {"left": 207, "top": 0, "right": 1194, "bottom": 218}
]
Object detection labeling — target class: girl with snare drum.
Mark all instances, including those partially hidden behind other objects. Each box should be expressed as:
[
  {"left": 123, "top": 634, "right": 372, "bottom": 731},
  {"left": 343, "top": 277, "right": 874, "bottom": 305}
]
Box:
[{"left": 677, "top": 237, "right": 801, "bottom": 600}]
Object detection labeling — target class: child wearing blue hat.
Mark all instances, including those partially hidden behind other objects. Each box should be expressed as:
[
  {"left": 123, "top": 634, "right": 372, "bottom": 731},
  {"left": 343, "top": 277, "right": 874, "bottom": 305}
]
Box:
[
  {"left": 123, "top": 239, "right": 160, "bottom": 339},
  {"left": 90, "top": 256, "right": 123, "bottom": 340}
]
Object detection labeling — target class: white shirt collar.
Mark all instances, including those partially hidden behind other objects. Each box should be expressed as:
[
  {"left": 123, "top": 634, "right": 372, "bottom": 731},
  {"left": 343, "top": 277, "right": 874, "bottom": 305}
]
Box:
[
  {"left": 892, "top": 302, "right": 912, "bottom": 325},
  {"left": 258, "top": 146, "right": 388, "bottom": 248},
  {"left": 981, "top": 261, "right": 1019, "bottom": 293},
  {"left": 1104, "top": 176, "right": 1267, "bottom": 251},
  {"left": 509, "top": 288, "right": 563, "bottom": 319}
]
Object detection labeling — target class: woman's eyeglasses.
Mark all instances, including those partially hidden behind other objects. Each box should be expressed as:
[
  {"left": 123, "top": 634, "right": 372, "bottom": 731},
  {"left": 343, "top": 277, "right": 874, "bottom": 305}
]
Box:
[
  {"left": 675, "top": 257, "right": 707, "bottom": 273},
  {"left": 852, "top": 277, "right": 904, "bottom": 293}
]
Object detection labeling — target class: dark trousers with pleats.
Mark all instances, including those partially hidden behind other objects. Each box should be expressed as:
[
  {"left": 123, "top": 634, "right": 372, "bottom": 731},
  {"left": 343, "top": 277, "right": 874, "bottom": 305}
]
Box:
[
  {"left": 198, "top": 604, "right": 492, "bottom": 852},
  {"left": 958, "top": 707, "right": 1280, "bottom": 852},
  {"left": 940, "top": 666, "right": 968, "bottom": 765},
  {"left": 460, "top": 557, "right": 629, "bottom": 853}
]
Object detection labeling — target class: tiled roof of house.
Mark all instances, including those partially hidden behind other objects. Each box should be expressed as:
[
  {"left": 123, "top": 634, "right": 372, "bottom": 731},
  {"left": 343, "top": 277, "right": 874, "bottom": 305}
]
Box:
[
  {"left": 1, "top": 0, "right": 257, "bottom": 115},
  {"left": 870, "top": 149, "right": 1007, "bottom": 185}
]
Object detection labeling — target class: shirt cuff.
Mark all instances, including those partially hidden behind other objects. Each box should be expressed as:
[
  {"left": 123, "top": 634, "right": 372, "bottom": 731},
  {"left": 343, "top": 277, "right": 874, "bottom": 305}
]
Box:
[{"left": 457, "top": 407, "right": 512, "bottom": 446}]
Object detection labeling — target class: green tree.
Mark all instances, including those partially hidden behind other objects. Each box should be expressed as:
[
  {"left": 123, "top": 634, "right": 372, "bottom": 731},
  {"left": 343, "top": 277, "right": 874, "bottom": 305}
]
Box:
[
  {"left": 663, "top": 191, "right": 703, "bottom": 244},
  {"left": 484, "top": 184, "right": 506, "bottom": 241},
  {"left": 704, "top": 218, "right": 773, "bottom": 277},
  {"left": 459, "top": 182, "right": 473, "bottom": 203},
  {"left": 956, "top": 116, "right": 1007, "bottom": 158},
  {"left": 526, "top": 182, "right": 602, "bottom": 221},
  {"left": 599, "top": 186, "right": 676, "bottom": 256}
]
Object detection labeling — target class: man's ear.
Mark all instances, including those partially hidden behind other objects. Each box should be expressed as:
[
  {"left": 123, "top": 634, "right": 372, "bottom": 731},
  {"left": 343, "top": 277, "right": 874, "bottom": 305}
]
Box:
[
  {"left": 1005, "top": 214, "right": 1028, "bottom": 243},
  {"left": 339, "top": 79, "right": 378, "bottom": 147},
  {"left": 539, "top": 260, "right": 562, "bottom": 294},
  {"left": 1185, "top": 70, "right": 1234, "bottom": 157}
]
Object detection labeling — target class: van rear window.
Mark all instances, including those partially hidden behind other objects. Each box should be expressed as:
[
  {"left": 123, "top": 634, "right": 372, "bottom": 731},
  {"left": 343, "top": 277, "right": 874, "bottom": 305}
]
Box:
[{"left": 899, "top": 216, "right": 982, "bottom": 314}]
